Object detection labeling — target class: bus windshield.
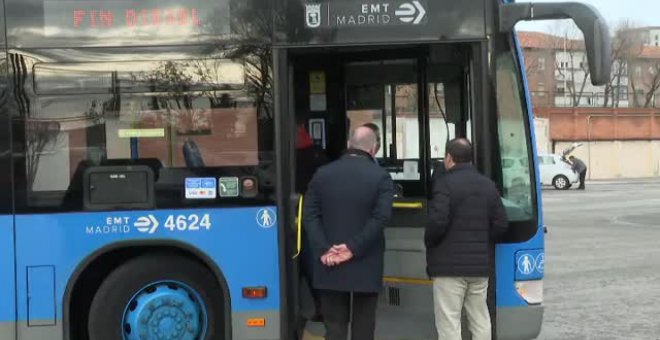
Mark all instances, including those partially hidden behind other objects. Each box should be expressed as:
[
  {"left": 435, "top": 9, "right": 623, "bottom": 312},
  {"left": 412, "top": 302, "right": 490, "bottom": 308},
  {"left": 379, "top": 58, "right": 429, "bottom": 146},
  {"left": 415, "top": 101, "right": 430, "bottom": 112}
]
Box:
[{"left": 13, "top": 52, "right": 275, "bottom": 212}]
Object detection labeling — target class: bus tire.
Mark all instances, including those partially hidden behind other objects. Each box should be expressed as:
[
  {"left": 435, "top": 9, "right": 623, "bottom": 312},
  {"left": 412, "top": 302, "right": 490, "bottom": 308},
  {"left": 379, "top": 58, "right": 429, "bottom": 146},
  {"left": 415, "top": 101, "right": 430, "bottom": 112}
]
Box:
[{"left": 87, "top": 253, "right": 224, "bottom": 340}]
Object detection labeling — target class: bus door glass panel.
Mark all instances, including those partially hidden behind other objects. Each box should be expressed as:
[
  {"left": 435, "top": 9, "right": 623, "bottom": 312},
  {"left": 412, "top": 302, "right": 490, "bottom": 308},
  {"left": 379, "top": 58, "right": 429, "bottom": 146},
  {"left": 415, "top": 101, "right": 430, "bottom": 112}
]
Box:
[
  {"left": 346, "top": 83, "right": 385, "bottom": 157},
  {"left": 388, "top": 83, "right": 421, "bottom": 183},
  {"left": 495, "top": 46, "right": 536, "bottom": 227},
  {"left": 428, "top": 82, "right": 455, "bottom": 159},
  {"left": 427, "top": 66, "right": 472, "bottom": 178}
]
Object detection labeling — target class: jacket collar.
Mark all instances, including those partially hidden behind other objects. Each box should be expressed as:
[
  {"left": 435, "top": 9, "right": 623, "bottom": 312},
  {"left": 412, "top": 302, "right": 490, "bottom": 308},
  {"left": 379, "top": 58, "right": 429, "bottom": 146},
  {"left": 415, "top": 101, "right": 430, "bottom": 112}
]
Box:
[
  {"left": 447, "top": 163, "right": 474, "bottom": 173},
  {"left": 343, "top": 148, "right": 375, "bottom": 161}
]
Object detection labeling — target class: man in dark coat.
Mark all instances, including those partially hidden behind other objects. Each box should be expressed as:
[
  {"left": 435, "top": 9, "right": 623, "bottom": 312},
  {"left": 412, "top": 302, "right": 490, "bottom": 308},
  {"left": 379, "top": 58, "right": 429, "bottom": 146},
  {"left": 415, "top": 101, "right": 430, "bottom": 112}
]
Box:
[
  {"left": 303, "top": 126, "right": 394, "bottom": 340},
  {"left": 569, "top": 155, "right": 587, "bottom": 190},
  {"left": 425, "top": 138, "right": 509, "bottom": 340}
]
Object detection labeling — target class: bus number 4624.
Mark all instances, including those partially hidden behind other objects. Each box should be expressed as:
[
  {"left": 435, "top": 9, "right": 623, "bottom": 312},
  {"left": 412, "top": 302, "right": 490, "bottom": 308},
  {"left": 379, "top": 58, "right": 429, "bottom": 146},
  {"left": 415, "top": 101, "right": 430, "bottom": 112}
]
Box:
[{"left": 163, "top": 214, "right": 212, "bottom": 231}]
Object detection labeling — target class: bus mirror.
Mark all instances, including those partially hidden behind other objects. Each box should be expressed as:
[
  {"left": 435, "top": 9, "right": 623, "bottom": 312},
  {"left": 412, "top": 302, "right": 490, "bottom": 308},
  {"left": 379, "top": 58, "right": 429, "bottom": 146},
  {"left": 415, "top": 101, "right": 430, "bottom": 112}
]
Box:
[{"left": 499, "top": 2, "right": 612, "bottom": 86}]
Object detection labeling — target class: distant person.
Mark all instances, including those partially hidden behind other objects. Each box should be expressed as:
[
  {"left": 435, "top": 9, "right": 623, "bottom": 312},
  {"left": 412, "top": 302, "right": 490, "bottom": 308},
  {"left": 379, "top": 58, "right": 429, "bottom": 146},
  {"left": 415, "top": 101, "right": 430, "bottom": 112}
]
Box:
[
  {"left": 303, "top": 126, "right": 394, "bottom": 340},
  {"left": 569, "top": 155, "right": 587, "bottom": 190},
  {"left": 295, "top": 122, "right": 328, "bottom": 193},
  {"left": 425, "top": 138, "right": 509, "bottom": 340}
]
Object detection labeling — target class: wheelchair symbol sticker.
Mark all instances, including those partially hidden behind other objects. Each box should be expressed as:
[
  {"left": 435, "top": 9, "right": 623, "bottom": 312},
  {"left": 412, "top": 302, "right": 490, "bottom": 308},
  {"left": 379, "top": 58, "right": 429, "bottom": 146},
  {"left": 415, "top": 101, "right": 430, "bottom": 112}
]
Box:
[{"left": 535, "top": 253, "right": 545, "bottom": 274}]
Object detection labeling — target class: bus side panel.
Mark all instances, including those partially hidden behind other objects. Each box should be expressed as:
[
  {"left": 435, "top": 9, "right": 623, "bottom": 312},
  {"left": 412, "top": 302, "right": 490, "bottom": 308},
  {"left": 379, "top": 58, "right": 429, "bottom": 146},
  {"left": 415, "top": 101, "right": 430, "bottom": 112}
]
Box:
[
  {"left": 14, "top": 207, "right": 281, "bottom": 340},
  {"left": 495, "top": 227, "right": 544, "bottom": 307},
  {"left": 0, "top": 216, "right": 16, "bottom": 339}
]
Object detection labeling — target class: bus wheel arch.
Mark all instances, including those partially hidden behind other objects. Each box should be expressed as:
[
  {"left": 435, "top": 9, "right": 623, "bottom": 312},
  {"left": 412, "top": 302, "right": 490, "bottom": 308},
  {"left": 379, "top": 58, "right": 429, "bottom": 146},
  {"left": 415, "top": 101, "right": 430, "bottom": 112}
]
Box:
[{"left": 64, "top": 241, "right": 231, "bottom": 340}]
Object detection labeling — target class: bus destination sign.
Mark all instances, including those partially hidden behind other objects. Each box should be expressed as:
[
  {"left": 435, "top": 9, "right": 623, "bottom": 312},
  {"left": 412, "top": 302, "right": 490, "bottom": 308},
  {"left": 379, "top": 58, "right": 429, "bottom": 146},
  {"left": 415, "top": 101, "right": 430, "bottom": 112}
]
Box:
[
  {"left": 43, "top": 0, "right": 229, "bottom": 38},
  {"left": 304, "top": 0, "right": 428, "bottom": 29},
  {"left": 72, "top": 7, "right": 202, "bottom": 30}
]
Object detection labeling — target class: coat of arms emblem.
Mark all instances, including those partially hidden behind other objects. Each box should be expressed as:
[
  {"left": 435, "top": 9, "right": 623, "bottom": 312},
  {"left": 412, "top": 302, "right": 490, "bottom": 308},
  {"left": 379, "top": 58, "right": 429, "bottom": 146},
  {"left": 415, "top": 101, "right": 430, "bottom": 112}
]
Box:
[{"left": 305, "top": 4, "right": 322, "bottom": 28}]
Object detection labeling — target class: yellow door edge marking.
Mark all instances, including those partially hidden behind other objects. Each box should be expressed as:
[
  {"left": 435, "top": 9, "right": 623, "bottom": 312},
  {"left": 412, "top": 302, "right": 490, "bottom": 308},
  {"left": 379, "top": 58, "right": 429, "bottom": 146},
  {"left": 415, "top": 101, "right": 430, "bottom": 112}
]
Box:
[
  {"left": 383, "top": 276, "right": 433, "bottom": 285},
  {"left": 392, "top": 202, "right": 424, "bottom": 209}
]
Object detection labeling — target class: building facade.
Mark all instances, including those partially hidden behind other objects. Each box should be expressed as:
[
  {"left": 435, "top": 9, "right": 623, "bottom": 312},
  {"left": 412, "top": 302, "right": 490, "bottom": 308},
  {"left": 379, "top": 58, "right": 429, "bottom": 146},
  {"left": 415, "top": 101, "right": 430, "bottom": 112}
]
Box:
[{"left": 520, "top": 29, "right": 660, "bottom": 179}]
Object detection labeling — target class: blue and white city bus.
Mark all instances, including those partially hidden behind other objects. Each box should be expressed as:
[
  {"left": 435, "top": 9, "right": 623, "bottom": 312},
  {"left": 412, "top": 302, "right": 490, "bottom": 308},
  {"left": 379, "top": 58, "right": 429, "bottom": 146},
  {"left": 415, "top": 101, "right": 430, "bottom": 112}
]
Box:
[{"left": 0, "top": 0, "right": 610, "bottom": 339}]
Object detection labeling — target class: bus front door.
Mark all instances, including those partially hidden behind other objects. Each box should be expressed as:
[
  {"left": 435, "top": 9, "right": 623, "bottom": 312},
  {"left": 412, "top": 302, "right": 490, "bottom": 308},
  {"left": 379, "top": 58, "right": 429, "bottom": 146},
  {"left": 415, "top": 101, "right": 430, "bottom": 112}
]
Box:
[{"left": 290, "top": 46, "right": 472, "bottom": 340}]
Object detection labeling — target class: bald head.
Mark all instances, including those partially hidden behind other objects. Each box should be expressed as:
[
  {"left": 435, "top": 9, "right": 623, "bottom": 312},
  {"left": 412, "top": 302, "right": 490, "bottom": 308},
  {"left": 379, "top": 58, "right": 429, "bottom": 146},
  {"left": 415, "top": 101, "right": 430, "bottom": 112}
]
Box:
[
  {"left": 348, "top": 126, "right": 378, "bottom": 156},
  {"left": 444, "top": 138, "right": 472, "bottom": 170},
  {"left": 446, "top": 138, "right": 472, "bottom": 163}
]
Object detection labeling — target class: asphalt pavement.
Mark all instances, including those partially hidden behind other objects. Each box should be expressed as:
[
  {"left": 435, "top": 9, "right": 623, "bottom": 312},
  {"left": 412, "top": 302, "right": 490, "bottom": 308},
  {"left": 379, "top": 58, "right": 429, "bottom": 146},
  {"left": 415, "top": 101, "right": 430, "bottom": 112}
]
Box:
[
  {"left": 537, "top": 179, "right": 660, "bottom": 340},
  {"left": 302, "top": 178, "right": 660, "bottom": 340}
]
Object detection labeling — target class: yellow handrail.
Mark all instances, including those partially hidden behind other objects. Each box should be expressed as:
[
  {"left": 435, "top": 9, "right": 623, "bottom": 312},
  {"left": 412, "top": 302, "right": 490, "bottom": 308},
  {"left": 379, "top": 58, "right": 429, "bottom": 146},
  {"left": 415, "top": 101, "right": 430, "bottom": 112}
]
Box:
[
  {"left": 392, "top": 201, "right": 424, "bottom": 209},
  {"left": 293, "top": 195, "right": 303, "bottom": 259}
]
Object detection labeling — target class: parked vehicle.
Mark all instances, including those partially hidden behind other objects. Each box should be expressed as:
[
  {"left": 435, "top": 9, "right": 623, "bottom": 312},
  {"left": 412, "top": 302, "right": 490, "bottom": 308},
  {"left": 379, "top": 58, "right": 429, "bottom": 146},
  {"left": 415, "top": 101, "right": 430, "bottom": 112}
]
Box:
[{"left": 538, "top": 153, "right": 579, "bottom": 189}]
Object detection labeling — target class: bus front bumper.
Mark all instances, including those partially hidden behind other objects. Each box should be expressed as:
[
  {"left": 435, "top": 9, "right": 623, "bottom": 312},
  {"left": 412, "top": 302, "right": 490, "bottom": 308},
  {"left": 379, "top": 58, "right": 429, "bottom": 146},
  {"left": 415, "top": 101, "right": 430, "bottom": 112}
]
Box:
[{"left": 497, "top": 305, "right": 544, "bottom": 340}]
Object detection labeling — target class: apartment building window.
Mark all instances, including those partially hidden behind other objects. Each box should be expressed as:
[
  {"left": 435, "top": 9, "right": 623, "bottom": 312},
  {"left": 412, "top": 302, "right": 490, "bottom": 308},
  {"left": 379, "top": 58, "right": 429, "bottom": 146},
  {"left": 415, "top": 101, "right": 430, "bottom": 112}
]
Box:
[
  {"left": 537, "top": 82, "right": 546, "bottom": 96},
  {"left": 556, "top": 84, "right": 565, "bottom": 95},
  {"left": 538, "top": 57, "right": 546, "bottom": 70},
  {"left": 615, "top": 86, "right": 628, "bottom": 101}
]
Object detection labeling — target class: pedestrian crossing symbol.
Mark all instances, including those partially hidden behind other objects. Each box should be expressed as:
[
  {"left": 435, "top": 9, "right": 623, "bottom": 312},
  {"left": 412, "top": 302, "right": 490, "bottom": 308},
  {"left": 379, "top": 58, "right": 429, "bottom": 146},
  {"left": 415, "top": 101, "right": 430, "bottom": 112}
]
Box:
[
  {"left": 257, "top": 208, "right": 276, "bottom": 228},
  {"left": 518, "top": 254, "right": 535, "bottom": 275}
]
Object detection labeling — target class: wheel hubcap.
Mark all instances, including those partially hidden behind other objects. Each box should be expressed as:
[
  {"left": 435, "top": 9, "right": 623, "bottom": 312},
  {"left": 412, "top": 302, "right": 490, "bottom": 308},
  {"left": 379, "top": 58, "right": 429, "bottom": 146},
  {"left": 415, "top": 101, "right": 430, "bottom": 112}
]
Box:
[
  {"left": 123, "top": 282, "right": 206, "bottom": 340},
  {"left": 557, "top": 178, "right": 567, "bottom": 188}
]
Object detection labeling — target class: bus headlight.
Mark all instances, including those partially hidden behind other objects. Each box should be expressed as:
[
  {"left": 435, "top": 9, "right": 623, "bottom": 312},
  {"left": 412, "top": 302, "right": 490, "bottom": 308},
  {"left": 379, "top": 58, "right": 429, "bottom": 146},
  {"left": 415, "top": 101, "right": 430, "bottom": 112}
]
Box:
[{"left": 515, "top": 280, "right": 543, "bottom": 305}]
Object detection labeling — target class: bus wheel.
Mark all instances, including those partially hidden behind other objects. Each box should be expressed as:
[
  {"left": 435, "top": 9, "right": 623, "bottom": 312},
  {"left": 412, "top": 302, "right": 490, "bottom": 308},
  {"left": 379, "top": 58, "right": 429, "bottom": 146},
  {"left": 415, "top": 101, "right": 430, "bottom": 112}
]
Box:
[{"left": 87, "top": 254, "right": 224, "bottom": 340}]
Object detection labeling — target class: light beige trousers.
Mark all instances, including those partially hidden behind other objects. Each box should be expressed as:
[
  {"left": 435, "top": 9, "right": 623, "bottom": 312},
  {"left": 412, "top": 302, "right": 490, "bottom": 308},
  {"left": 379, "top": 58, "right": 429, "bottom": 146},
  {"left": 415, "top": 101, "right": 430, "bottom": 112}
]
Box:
[{"left": 432, "top": 277, "right": 492, "bottom": 340}]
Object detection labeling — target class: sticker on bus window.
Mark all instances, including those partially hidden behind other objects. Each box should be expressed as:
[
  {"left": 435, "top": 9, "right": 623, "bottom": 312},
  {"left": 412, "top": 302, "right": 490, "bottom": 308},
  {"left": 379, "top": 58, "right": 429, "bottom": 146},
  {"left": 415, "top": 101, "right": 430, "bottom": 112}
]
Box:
[
  {"left": 118, "top": 128, "right": 165, "bottom": 138},
  {"left": 218, "top": 177, "right": 239, "bottom": 197},
  {"left": 185, "top": 178, "right": 217, "bottom": 199}
]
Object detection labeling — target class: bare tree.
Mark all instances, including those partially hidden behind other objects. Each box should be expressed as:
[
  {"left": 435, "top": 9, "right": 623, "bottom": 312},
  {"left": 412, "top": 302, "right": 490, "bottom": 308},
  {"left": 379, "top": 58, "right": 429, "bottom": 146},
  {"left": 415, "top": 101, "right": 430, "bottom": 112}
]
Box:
[
  {"left": 602, "top": 21, "right": 644, "bottom": 107},
  {"left": 631, "top": 60, "right": 660, "bottom": 108},
  {"left": 25, "top": 121, "right": 61, "bottom": 190},
  {"left": 524, "top": 53, "right": 541, "bottom": 76},
  {"left": 550, "top": 23, "right": 590, "bottom": 107}
]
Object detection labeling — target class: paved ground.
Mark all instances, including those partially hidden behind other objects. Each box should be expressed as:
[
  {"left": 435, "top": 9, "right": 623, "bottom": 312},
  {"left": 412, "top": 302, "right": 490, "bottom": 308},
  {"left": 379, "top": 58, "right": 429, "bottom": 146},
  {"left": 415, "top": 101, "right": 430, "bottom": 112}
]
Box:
[
  {"left": 302, "top": 179, "right": 660, "bottom": 340},
  {"left": 537, "top": 179, "right": 660, "bottom": 340}
]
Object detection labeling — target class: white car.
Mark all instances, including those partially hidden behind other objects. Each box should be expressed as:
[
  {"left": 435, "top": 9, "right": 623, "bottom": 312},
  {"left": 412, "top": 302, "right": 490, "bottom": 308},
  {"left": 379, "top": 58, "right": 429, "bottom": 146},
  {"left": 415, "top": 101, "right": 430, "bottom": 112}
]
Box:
[{"left": 538, "top": 153, "right": 579, "bottom": 190}]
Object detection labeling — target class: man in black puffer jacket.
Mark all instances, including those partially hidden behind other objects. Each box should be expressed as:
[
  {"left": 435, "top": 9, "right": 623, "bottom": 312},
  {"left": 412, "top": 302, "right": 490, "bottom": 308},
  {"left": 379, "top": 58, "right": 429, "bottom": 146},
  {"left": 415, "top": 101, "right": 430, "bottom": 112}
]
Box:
[{"left": 425, "top": 138, "right": 509, "bottom": 340}]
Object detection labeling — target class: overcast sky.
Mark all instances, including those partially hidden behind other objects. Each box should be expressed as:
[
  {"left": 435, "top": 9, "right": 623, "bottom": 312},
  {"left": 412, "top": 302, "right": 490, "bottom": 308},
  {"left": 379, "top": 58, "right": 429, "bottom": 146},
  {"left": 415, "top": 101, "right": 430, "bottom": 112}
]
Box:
[{"left": 515, "top": 0, "right": 660, "bottom": 33}]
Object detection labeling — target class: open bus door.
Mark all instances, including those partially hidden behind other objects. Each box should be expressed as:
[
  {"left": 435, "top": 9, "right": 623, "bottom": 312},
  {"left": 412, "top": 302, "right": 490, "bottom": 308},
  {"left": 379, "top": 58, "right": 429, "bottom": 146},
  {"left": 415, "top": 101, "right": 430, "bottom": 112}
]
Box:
[
  {"left": 287, "top": 45, "right": 476, "bottom": 339},
  {"left": 274, "top": 2, "right": 612, "bottom": 339}
]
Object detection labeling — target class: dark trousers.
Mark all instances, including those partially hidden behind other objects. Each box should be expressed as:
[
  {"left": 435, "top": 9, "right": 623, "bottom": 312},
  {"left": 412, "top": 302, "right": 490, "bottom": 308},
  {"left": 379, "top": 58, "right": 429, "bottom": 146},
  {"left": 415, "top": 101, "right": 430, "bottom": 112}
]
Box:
[
  {"left": 319, "top": 290, "right": 379, "bottom": 340},
  {"left": 578, "top": 169, "right": 587, "bottom": 189}
]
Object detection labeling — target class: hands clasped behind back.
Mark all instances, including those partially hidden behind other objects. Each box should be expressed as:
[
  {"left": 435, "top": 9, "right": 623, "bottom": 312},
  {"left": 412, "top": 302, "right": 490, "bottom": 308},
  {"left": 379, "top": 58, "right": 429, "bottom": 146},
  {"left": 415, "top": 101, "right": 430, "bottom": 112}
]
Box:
[{"left": 321, "top": 244, "right": 354, "bottom": 267}]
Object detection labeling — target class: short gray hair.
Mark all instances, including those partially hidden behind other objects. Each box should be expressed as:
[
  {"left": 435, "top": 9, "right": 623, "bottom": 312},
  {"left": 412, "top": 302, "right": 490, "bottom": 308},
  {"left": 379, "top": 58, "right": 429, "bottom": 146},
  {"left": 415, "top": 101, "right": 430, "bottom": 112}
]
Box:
[{"left": 348, "top": 126, "right": 378, "bottom": 152}]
